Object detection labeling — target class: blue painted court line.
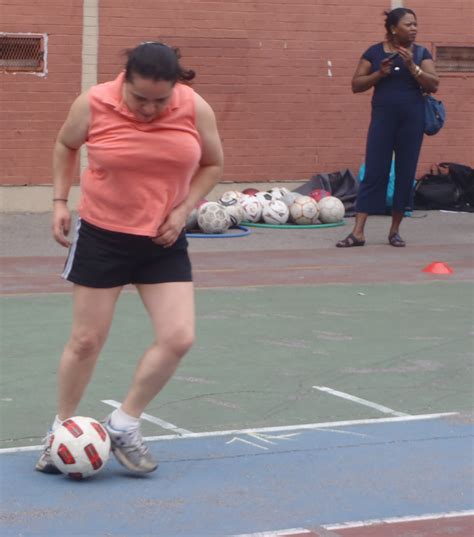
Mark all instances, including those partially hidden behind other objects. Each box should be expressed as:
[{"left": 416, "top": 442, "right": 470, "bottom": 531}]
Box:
[{"left": 1, "top": 415, "right": 472, "bottom": 537}]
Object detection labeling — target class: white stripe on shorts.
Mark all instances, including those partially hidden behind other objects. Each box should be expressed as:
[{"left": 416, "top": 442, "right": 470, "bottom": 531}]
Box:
[{"left": 61, "top": 218, "right": 82, "bottom": 280}]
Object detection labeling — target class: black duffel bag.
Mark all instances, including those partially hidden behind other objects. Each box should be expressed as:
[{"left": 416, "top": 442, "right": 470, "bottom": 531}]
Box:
[{"left": 414, "top": 162, "right": 474, "bottom": 212}]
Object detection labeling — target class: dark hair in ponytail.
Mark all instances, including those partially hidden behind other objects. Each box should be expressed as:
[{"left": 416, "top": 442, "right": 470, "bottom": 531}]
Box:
[
  {"left": 124, "top": 42, "right": 195, "bottom": 84},
  {"left": 384, "top": 7, "right": 416, "bottom": 38}
]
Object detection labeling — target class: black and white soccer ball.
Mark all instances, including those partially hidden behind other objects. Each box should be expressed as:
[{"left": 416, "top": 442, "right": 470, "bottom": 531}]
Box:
[
  {"left": 262, "top": 199, "right": 290, "bottom": 224},
  {"left": 197, "top": 202, "right": 231, "bottom": 233}
]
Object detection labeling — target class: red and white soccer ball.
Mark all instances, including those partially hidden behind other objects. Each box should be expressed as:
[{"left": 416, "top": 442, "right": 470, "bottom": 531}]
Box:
[
  {"left": 318, "top": 196, "right": 345, "bottom": 223},
  {"left": 242, "top": 187, "right": 259, "bottom": 196},
  {"left": 50, "top": 416, "right": 111, "bottom": 479},
  {"left": 310, "top": 189, "right": 331, "bottom": 203},
  {"left": 289, "top": 196, "right": 320, "bottom": 224},
  {"left": 240, "top": 197, "right": 263, "bottom": 223}
]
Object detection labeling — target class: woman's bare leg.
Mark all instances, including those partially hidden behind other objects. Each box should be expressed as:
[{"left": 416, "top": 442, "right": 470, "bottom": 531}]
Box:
[
  {"left": 58, "top": 284, "right": 122, "bottom": 419},
  {"left": 120, "top": 281, "right": 195, "bottom": 417}
]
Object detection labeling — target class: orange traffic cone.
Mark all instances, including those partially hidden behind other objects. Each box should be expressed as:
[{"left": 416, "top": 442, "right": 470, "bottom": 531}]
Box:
[{"left": 422, "top": 261, "right": 454, "bottom": 274}]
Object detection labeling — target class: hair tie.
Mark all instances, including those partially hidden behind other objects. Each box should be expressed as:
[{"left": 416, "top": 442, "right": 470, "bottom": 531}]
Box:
[{"left": 140, "top": 41, "right": 170, "bottom": 48}]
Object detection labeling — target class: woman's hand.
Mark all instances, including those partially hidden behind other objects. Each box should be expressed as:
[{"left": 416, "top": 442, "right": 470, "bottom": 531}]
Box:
[
  {"left": 396, "top": 46, "right": 414, "bottom": 68},
  {"left": 378, "top": 57, "right": 393, "bottom": 77},
  {"left": 52, "top": 202, "right": 72, "bottom": 247},
  {"left": 152, "top": 206, "right": 187, "bottom": 247}
]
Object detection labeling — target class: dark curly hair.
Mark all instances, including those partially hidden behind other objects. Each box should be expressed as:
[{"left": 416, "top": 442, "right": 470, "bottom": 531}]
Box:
[
  {"left": 384, "top": 7, "right": 417, "bottom": 39},
  {"left": 124, "top": 42, "right": 195, "bottom": 84}
]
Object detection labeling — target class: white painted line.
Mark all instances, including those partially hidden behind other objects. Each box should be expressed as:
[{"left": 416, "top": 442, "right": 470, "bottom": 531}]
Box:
[
  {"left": 0, "top": 412, "right": 458, "bottom": 454},
  {"left": 314, "top": 386, "right": 409, "bottom": 417},
  {"left": 227, "top": 529, "right": 311, "bottom": 537},
  {"left": 226, "top": 437, "right": 269, "bottom": 450},
  {"left": 138, "top": 411, "right": 456, "bottom": 441},
  {"left": 323, "top": 508, "right": 474, "bottom": 530},
  {"left": 225, "top": 510, "right": 474, "bottom": 537},
  {"left": 101, "top": 399, "right": 192, "bottom": 435}
]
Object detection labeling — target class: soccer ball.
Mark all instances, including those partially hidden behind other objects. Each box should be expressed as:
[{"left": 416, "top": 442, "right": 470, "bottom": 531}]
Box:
[
  {"left": 318, "top": 196, "right": 345, "bottom": 223},
  {"left": 242, "top": 187, "right": 259, "bottom": 196},
  {"left": 197, "top": 201, "right": 231, "bottom": 233},
  {"left": 289, "top": 196, "right": 320, "bottom": 224},
  {"left": 267, "top": 187, "right": 285, "bottom": 201},
  {"left": 50, "top": 416, "right": 111, "bottom": 479},
  {"left": 240, "top": 197, "right": 263, "bottom": 222},
  {"left": 224, "top": 203, "right": 246, "bottom": 227},
  {"left": 218, "top": 190, "right": 241, "bottom": 207},
  {"left": 310, "top": 189, "right": 331, "bottom": 202},
  {"left": 281, "top": 191, "right": 299, "bottom": 207},
  {"left": 262, "top": 199, "right": 290, "bottom": 224},
  {"left": 254, "top": 191, "right": 273, "bottom": 210}
]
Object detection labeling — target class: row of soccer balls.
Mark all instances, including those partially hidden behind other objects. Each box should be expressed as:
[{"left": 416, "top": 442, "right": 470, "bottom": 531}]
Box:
[{"left": 188, "top": 188, "right": 346, "bottom": 234}]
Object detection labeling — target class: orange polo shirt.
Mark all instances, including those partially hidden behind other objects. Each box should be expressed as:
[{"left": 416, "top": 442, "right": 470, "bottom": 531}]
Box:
[{"left": 79, "top": 73, "right": 202, "bottom": 236}]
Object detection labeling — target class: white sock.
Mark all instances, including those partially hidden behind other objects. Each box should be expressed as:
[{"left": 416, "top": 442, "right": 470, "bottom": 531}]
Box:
[
  {"left": 109, "top": 407, "right": 140, "bottom": 430},
  {"left": 52, "top": 415, "right": 63, "bottom": 432}
]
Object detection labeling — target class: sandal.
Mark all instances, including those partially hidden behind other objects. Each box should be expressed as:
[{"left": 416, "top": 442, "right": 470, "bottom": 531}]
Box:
[
  {"left": 336, "top": 233, "right": 365, "bottom": 248},
  {"left": 388, "top": 233, "right": 406, "bottom": 247}
]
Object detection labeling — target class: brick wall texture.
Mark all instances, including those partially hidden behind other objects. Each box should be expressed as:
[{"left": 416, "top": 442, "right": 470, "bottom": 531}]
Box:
[{"left": 1, "top": 0, "right": 473, "bottom": 186}]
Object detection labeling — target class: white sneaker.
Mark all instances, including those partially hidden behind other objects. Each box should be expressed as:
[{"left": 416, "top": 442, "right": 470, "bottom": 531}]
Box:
[
  {"left": 35, "top": 430, "right": 61, "bottom": 474},
  {"left": 103, "top": 416, "right": 158, "bottom": 474}
]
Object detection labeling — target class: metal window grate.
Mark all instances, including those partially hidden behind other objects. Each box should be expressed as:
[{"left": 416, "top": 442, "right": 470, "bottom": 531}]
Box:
[
  {"left": 436, "top": 46, "right": 474, "bottom": 73},
  {"left": 0, "top": 34, "right": 45, "bottom": 73}
]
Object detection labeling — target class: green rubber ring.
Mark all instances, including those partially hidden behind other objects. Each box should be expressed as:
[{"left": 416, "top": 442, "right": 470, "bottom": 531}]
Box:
[{"left": 241, "top": 220, "right": 346, "bottom": 229}]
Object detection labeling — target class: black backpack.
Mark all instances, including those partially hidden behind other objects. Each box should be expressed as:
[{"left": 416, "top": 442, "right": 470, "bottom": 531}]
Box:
[{"left": 414, "top": 162, "right": 474, "bottom": 211}]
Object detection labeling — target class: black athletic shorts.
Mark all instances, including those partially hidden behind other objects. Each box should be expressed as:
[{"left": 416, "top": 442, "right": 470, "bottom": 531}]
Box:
[{"left": 62, "top": 219, "right": 192, "bottom": 288}]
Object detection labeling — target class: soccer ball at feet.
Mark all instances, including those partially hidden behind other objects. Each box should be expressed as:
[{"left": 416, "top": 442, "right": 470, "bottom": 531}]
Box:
[{"left": 50, "top": 416, "right": 111, "bottom": 479}]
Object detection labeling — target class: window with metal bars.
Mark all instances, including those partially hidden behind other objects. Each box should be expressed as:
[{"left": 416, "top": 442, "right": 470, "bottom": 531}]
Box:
[
  {"left": 435, "top": 46, "right": 474, "bottom": 73},
  {"left": 0, "top": 33, "right": 46, "bottom": 73}
]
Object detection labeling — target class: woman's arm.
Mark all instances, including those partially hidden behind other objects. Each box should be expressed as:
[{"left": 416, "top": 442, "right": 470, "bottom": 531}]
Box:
[
  {"left": 180, "top": 93, "right": 224, "bottom": 213},
  {"left": 413, "top": 59, "right": 439, "bottom": 94},
  {"left": 154, "top": 92, "right": 224, "bottom": 246},
  {"left": 397, "top": 47, "right": 439, "bottom": 94},
  {"left": 52, "top": 91, "right": 90, "bottom": 247},
  {"left": 351, "top": 57, "right": 391, "bottom": 93}
]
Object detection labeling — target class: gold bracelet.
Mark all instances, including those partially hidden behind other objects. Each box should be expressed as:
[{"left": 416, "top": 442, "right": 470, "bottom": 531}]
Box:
[{"left": 413, "top": 66, "right": 422, "bottom": 78}]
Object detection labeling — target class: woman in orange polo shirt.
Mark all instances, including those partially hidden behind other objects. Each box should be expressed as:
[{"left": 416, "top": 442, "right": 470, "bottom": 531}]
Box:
[{"left": 36, "top": 42, "right": 224, "bottom": 475}]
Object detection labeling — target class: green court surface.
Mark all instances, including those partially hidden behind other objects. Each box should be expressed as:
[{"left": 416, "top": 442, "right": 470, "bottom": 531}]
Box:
[{"left": 1, "top": 281, "right": 472, "bottom": 450}]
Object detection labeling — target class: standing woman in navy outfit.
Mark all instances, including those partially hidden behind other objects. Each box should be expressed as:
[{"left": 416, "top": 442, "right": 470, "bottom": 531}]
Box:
[{"left": 337, "top": 7, "right": 439, "bottom": 248}]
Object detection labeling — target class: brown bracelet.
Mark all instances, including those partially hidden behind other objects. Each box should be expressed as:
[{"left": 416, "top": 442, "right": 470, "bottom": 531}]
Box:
[{"left": 52, "top": 198, "right": 68, "bottom": 202}]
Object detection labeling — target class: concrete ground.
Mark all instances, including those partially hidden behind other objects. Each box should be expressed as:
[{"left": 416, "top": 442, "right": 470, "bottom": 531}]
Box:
[
  {"left": 0, "top": 209, "right": 473, "bottom": 257},
  {"left": 0, "top": 208, "right": 473, "bottom": 537}
]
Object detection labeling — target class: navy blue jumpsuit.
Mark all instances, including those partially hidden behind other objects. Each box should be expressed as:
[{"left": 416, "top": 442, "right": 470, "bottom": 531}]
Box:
[{"left": 356, "top": 43, "right": 432, "bottom": 214}]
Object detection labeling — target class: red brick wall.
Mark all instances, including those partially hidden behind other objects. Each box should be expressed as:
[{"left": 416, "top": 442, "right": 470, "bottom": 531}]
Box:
[
  {"left": 409, "top": 0, "right": 474, "bottom": 171},
  {"left": 0, "top": 0, "right": 83, "bottom": 185},
  {"left": 1, "top": 0, "right": 473, "bottom": 186}
]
